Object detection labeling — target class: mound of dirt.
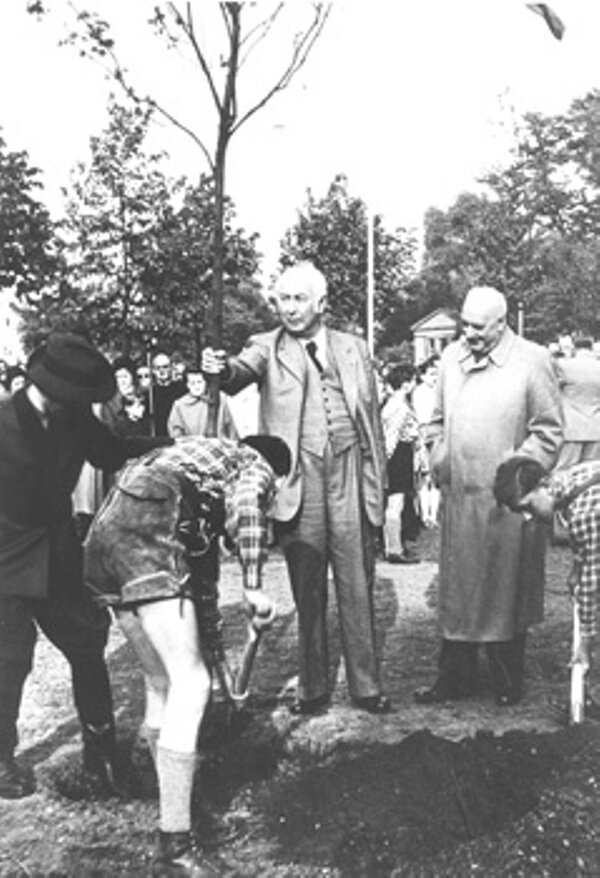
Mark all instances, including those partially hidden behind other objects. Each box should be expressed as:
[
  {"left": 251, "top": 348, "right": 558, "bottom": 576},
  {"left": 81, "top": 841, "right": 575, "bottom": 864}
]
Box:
[
  {"left": 191, "top": 721, "right": 600, "bottom": 877},
  {"left": 4, "top": 536, "right": 600, "bottom": 877},
  {"left": 258, "top": 730, "right": 562, "bottom": 874}
]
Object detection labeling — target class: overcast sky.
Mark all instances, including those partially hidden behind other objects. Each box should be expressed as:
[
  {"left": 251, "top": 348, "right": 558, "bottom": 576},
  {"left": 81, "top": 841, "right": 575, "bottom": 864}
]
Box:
[{"left": 1, "top": 1, "right": 599, "bottom": 271}]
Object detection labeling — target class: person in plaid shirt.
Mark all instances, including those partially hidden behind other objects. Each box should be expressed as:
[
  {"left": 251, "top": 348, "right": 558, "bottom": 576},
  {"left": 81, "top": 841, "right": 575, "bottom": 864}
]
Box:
[
  {"left": 84, "top": 434, "right": 290, "bottom": 877},
  {"left": 494, "top": 456, "right": 600, "bottom": 673}
]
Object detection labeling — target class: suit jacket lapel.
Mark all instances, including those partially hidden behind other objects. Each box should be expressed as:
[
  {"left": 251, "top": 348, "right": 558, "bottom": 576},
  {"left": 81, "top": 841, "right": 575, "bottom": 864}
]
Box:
[{"left": 328, "top": 331, "right": 359, "bottom": 415}]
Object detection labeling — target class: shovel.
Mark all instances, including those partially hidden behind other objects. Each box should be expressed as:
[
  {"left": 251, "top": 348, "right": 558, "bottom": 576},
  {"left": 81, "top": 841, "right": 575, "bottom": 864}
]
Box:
[
  {"left": 570, "top": 599, "right": 586, "bottom": 725},
  {"left": 232, "top": 604, "right": 276, "bottom": 701}
]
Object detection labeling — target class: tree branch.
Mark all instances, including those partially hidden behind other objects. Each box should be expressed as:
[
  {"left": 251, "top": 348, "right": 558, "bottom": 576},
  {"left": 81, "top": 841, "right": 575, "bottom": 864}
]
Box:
[
  {"left": 232, "top": 2, "right": 331, "bottom": 136},
  {"left": 237, "top": 2, "right": 285, "bottom": 70},
  {"left": 63, "top": 1, "right": 215, "bottom": 172},
  {"left": 148, "top": 97, "right": 215, "bottom": 172},
  {"left": 222, "top": 3, "right": 241, "bottom": 132},
  {"left": 162, "top": 1, "right": 222, "bottom": 114}
]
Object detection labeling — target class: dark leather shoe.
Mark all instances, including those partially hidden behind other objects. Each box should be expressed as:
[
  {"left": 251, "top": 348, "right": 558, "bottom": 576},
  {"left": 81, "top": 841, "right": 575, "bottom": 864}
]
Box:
[
  {"left": 385, "top": 553, "right": 420, "bottom": 564},
  {"left": 495, "top": 688, "right": 522, "bottom": 707},
  {"left": 353, "top": 694, "right": 392, "bottom": 714},
  {"left": 290, "top": 694, "right": 330, "bottom": 716},
  {"left": 0, "top": 757, "right": 36, "bottom": 799},
  {"left": 414, "top": 682, "right": 475, "bottom": 705}
]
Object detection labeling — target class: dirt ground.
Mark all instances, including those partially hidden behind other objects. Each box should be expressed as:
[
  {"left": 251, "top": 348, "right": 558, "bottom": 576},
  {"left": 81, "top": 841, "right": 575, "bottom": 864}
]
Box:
[{"left": 2, "top": 527, "right": 600, "bottom": 877}]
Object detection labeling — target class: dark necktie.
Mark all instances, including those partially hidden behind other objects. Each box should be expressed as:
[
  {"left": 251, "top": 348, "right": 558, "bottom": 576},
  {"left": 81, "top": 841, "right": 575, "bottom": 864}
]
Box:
[{"left": 306, "top": 340, "right": 324, "bottom": 374}]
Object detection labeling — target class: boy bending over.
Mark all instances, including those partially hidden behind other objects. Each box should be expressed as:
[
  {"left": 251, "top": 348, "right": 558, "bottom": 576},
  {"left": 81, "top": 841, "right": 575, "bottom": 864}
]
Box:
[{"left": 84, "top": 435, "right": 290, "bottom": 877}]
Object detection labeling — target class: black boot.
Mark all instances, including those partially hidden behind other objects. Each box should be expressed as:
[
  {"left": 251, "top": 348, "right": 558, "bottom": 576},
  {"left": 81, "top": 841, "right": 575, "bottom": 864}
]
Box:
[
  {"left": 486, "top": 638, "right": 524, "bottom": 707},
  {"left": 82, "top": 722, "right": 126, "bottom": 796},
  {"left": 0, "top": 754, "right": 36, "bottom": 799},
  {"left": 414, "top": 640, "right": 479, "bottom": 703},
  {"left": 152, "top": 831, "right": 221, "bottom": 877}
]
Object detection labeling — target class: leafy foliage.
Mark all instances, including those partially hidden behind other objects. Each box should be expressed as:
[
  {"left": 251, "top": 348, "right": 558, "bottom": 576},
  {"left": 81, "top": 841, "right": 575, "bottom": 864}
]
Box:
[
  {"left": 18, "top": 99, "right": 271, "bottom": 361},
  {"left": 138, "top": 177, "right": 273, "bottom": 362},
  {"left": 0, "top": 132, "right": 61, "bottom": 302},
  {"left": 418, "top": 92, "right": 600, "bottom": 342},
  {"left": 280, "top": 174, "right": 418, "bottom": 345}
]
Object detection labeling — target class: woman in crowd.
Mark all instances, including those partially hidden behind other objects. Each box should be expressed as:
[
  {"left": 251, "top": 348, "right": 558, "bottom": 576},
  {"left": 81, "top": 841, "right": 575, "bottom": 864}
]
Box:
[
  {"left": 380, "top": 362, "right": 424, "bottom": 563},
  {"left": 102, "top": 356, "right": 152, "bottom": 438},
  {"left": 412, "top": 355, "right": 441, "bottom": 528}
]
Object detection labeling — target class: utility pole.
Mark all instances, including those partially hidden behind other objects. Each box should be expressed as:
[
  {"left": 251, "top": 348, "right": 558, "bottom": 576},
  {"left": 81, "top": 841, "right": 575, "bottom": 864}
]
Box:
[{"left": 366, "top": 204, "right": 375, "bottom": 355}]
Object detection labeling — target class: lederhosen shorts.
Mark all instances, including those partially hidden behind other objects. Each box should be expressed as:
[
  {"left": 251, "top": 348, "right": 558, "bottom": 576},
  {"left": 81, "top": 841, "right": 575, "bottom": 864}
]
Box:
[{"left": 84, "top": 456, "right": 223, "bottom": 610}]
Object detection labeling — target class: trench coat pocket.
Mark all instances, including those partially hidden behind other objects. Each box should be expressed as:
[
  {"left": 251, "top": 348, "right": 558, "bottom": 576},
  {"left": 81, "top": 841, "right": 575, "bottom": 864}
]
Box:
[{"left": 430, "top": 440, "right": 450, "bottom": 488}]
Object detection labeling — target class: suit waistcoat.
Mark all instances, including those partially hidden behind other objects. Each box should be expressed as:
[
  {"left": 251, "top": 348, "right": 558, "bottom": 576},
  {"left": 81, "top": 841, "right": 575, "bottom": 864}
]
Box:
[{"left": 300, "top": 345, "right": 358, "bottom": 457}]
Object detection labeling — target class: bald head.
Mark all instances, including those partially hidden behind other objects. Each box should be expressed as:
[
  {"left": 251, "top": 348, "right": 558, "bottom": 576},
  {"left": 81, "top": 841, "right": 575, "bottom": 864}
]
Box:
[
  {"left": 463, "top": 287, "right": 507, "bottom": 320},
  {"left": 461, "top": 286, "right": 507, "bottom": 359}
]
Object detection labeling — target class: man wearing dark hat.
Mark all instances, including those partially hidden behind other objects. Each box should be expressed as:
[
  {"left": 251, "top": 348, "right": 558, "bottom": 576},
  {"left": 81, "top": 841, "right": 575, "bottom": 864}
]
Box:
[{"left": 0, "top": 331, "right": 171, "bottom": 799}]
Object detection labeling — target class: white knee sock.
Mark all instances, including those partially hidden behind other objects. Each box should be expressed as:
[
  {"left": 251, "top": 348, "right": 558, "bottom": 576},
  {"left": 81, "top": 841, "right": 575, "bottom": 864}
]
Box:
[{"left": 156, "top": 745, "right": 197, "bottom": 833}]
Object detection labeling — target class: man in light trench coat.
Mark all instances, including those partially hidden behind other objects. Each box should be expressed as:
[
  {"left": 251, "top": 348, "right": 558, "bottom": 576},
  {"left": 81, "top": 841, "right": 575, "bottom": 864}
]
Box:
[{"left": 415, "top": 286, "right": 563, "bottom": 707}]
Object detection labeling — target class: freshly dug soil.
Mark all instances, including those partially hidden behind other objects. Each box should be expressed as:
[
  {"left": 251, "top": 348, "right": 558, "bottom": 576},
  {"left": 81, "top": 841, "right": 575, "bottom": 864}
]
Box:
[{"left": 2, "top": 531, "right": 599, "bottom": 877}]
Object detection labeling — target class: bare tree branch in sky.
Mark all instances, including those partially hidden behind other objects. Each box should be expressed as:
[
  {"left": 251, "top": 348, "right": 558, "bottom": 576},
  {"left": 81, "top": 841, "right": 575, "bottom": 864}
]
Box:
[{"left": 28, "top": 0, "right": 331, "bottom": 432}]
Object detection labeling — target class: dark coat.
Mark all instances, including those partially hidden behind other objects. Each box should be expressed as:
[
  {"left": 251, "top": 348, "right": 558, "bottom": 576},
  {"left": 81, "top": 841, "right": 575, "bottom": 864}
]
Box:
[{"left": 0, "top": 390, "right": 169, "bottom": 599}]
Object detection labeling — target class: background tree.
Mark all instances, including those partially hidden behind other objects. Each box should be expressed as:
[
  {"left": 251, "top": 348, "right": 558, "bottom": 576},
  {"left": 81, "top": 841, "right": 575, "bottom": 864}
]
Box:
[
  {"left": 0, "top": 131, "right": 61, "bottom": 303},
  {"left": 280, "top": 174, "right": 418, "bottom": 347},
  {"left": 140, "top": 176, "right": 274, "bottom": 362},
  {"left": 29, "top": 0, "right": 331, "bottom": 429},
  {"left": 416, "top": 92, "right": 600, "bottom": 342},
  {"left": 52, "top": 98, "right": 172, "bottom": 351},
  {"left": 19, "top": 99, "right": 269, "bottom": 360}
]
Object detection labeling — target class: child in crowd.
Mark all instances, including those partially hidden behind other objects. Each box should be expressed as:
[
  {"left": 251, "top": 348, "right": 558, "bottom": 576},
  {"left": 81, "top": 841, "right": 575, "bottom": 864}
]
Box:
[{"left": 167, "top": 368, "right": 238, "bottom": 440}]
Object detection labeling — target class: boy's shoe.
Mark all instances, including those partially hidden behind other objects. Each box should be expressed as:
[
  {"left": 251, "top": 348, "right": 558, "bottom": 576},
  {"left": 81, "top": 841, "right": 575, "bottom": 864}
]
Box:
[{"left": 152, "top": 830, "right": 222, "bottom": 877}]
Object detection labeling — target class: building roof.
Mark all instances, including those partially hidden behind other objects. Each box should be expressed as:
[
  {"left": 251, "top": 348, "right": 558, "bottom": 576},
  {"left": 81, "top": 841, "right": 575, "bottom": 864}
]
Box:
[{"left": 410, "top": 308, "right": 458, "bottom": 335}]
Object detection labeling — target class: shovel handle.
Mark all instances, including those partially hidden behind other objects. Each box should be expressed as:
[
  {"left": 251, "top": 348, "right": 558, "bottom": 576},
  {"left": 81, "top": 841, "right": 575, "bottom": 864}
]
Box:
[
  {"left": 570, "top": 600, "right": 585, "bottom": 725},
  {"left": 232, "top": 606, "right": 276, "bottom": 699}
]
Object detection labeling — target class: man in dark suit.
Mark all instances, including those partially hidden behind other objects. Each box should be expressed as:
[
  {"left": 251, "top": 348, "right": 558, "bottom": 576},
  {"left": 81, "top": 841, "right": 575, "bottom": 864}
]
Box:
[
  {"left": 0, "top": 332, "right": 170, "bottom": 798},
  {"left": 149, "top": 351, "right": 186, "bottom": 436},
  {"left": 203, "top": 261, "right": 390, "bottom": 715}
]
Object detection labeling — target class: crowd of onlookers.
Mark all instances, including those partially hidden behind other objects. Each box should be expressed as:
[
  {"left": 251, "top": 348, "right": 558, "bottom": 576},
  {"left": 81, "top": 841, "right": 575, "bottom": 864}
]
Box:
[
  {"left": 2, "top": 330, "right": 598, "bottom": 554},
  {"left": 2, "top": 274, "right": 600, "bottom": 876},
  {"left": 0, "top": 350, "right": 241, "bottom": 440}
]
